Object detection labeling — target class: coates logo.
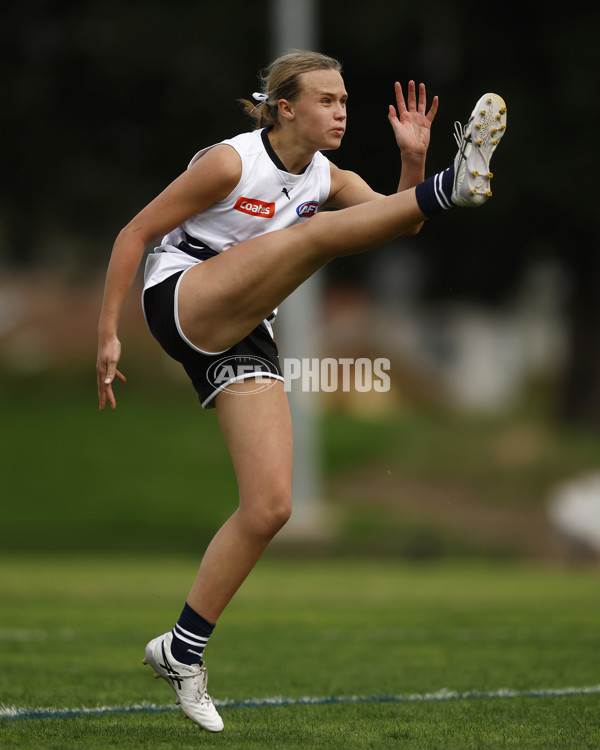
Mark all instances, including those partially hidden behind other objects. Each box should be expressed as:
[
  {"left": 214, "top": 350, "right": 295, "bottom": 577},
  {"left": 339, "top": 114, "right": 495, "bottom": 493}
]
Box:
[
  {"left": 296, "top": 201, "right": 319, "bottom": 218},
  {"left": 234, "top": 197, "right": 275, "bottom": 218}
]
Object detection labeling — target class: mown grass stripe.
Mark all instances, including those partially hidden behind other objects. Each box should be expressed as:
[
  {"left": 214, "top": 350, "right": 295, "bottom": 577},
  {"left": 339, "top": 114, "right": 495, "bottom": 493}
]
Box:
[{"left": 2, "top": 684, "right": 600, "bottom": 721}]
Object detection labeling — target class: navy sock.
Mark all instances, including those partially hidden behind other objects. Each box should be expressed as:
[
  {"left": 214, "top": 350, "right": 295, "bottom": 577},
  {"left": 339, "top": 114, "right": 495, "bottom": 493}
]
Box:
[
  {"left": 170, "top": 602, "right": 215, "bottom": 665},
  {"left": 415, "top": 164, "right": 455, "bottom": 217}
]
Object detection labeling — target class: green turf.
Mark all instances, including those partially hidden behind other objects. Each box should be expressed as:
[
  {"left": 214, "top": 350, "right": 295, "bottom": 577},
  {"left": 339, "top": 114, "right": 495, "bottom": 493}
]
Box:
[
  {"left": 2, "top": 380, "right": 600, "bottom": 746},
  {"left": 3, "top": 378, "right": 600, "bottom": 558},
  {"left": 0, "top": 381, "right": 239, "bottom": 553},
  {"left": 1, "top": 556, "right": 599, "bottom": 748}
]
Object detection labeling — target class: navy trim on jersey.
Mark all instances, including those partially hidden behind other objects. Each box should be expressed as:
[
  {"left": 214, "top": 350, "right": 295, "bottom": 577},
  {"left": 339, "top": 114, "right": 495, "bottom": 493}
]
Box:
[
  {"left": 260, "top": 128, "right": 310, "bottom": 175},
  {"left": 179, "top": 235, "right": 219, "bottom": 262}
]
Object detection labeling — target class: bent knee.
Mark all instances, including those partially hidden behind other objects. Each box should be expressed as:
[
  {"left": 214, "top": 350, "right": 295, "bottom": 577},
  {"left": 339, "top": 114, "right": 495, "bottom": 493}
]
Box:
[{"left": 241, "top": 491, "right": 292, "bottom": 539}]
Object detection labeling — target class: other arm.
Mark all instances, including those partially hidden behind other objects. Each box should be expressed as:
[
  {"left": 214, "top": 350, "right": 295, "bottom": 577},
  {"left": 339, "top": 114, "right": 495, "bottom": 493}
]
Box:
[
  {"left": 96, "top": 145, "right": 241, "bottom": 410},
  {"left": 325, "top": 81, "right": 438, "bottom": 234},
  {"left": 389, "top": 81, "right": 438, "bottom": 193}
]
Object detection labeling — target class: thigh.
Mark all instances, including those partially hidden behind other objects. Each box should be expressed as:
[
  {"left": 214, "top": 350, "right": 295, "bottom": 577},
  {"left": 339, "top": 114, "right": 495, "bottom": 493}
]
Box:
[
  {"left": 178, "top": 223, "right": 327, "bottom": 353},
  {"left": 177, "top": 188, "right": 423, "bottom": 352},
  {"left": 143, "top": 272, "right": 283, "bottom": 409},
  {"left": 215, "top": 379, "right": 293, "bottom": 505}
]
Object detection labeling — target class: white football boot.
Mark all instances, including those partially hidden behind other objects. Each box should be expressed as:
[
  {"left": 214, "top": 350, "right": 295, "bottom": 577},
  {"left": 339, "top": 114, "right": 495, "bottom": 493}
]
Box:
[
  {"left": 452, "top": 92, "right": 507, "bottom": 206},
  {"left": 143, "top": 631, "right": 224, "bottom": 732}
]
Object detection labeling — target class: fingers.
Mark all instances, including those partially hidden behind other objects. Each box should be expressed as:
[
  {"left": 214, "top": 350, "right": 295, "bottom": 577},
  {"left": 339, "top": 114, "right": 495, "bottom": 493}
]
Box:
[
  {"left": 97, "top": 336, "right": 125, "bottom": 410},
  {"left": 103, "top": 363, "right": 126, "bottom": 386},
  {"left": 394, "top": 80, "right": 407, "bottom": 116},
  {"left": 427, "top": 94, "right": 439, "bottom": 123},
  {"left": 407, "top": 80, "right": 417, "bottom": 112},
  {"left": 393, "top": 80, "right": 438, "bottom": 119},
  {"left": 418, "top": 82, "right": 427, "bottom": 114},
  {"left": 97, "top": 365, "right": 126, "bottom": 411},
  {"left": 98, "top": 373, "right": 115, "bottom": 411},
  {"left": 99, "top": 382, "right": 115, "bottom": 411},
  {"left": 395, "top": 81, "right": 418, "bottom": 114},
  {"left": 98, "top": 379, "right": 106, "bottom": 411}
]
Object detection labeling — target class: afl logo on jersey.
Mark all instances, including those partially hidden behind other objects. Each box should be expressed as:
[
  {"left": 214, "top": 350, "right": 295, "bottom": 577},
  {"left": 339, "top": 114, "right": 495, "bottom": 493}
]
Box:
[
  {"left": 296, "top": 201, "right": 319, "bottom": 218},
  {"left": 234, "top": 196, "right": 275, "bottom": 218}
]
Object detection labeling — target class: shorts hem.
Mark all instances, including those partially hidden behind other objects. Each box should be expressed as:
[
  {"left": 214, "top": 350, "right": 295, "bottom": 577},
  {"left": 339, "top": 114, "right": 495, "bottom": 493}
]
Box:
[
  {"left": 174, "top": 267, "right": 229, "bottom": 356},
  {"left": 201, "top": 373, "right": 285, "bottom": 409}
]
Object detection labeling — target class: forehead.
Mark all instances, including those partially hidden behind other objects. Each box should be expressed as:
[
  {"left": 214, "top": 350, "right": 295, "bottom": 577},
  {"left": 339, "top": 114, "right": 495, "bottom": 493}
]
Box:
[{"left": 297, "top": 69, "right": 347, "bottom": 97}]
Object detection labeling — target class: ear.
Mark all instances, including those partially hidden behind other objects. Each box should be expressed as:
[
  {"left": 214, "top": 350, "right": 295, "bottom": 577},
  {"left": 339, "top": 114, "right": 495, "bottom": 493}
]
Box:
[{"left": 278, "top": 99, "right": 296, "bottom": 121}]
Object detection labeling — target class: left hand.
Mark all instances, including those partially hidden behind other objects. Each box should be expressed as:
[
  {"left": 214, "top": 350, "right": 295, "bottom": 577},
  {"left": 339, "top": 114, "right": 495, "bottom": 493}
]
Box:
[
  {"left": 388, "top": 81, "right": 438, "bottom": 156},
  {"left": 97, "top": 334, "right": 127, "bottom": 410}
]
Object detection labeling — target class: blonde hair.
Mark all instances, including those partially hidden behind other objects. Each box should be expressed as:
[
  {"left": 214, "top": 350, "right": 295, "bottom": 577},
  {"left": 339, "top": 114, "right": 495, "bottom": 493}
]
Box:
[{"left": 239, "top": 50, "right": 343, "bottom": 129}]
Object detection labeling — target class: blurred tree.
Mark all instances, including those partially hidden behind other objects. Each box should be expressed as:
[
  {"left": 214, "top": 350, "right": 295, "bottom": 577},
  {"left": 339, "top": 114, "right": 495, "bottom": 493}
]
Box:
[
  {"left": 1, "top": 0, "right": 267, "bottom": 267},
  {"left": 319, "top": 1, "right": 600, "bottom": 427},
  {"left": 2, "top": 0, "right": 599, "bottom": 425}
]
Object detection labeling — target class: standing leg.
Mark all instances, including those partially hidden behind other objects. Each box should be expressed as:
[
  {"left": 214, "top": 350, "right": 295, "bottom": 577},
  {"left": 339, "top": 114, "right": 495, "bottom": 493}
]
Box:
[
  {"left": 143, "top": 380, "right": 292, "bottom": 732},
  {"left": 186, "top": 379, "right": 293, "bottom": 623}
]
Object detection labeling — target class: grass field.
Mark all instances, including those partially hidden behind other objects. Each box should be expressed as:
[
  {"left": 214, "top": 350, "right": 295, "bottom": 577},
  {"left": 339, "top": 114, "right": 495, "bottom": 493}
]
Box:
[
  {"left": 2, "top": 380, "right": 600, "bottom": 747},
  {"left": 3, "top": 378, "right": 600, "bottom": 558},
  {"left": 1, "top": 556, "right": 600, "bottom": 749}
]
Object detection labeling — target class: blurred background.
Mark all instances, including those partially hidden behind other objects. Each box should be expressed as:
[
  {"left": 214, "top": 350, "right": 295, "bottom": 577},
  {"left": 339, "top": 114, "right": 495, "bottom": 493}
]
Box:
[{"left": 2, "top": 0, "right": 600, "bottom": 562}]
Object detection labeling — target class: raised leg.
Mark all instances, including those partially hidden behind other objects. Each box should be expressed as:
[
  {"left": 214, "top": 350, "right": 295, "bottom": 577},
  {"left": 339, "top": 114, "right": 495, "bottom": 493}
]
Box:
[{"left": 178, "top": 188, "right": 425, "bottom": 352}]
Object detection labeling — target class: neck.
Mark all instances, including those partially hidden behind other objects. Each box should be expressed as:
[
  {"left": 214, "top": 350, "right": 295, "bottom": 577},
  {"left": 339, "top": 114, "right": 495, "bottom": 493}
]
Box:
[{"left": 266, "top": 127, "right": 313, "bottom": 175}]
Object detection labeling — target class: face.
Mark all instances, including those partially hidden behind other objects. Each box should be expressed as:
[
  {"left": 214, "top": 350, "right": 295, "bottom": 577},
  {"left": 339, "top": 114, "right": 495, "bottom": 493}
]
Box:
[{"left": 283, "top": 69, "right": 348, "bottom": 150}]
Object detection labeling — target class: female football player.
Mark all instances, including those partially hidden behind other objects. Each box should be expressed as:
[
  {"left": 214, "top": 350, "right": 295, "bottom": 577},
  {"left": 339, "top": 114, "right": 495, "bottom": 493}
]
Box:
[{"left": 96, "top": 50, "right": 506, "bottom": 732}]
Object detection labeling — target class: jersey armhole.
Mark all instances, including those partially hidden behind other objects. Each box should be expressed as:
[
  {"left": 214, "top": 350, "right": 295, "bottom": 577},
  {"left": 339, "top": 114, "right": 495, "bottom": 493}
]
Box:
[{"left": 188, "top": 143, "right": 244, "bottom": 204}]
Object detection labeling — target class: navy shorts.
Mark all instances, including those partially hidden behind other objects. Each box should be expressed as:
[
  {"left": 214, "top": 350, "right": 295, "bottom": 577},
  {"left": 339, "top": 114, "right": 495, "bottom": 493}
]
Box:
[{"left": 142, "top": 270, "right": 283, "bottom": 409}]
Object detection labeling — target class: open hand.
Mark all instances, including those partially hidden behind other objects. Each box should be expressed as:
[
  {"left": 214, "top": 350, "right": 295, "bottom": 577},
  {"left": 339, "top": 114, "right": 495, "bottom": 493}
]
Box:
[{"left": 388, "top": 81, "right": 438, "bottom": 156}]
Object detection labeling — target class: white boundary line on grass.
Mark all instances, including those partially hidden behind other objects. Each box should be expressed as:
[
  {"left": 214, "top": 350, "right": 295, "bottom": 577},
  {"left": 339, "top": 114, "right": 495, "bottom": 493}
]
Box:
[{"left": 2, "top": 684, "right": 600, "bottom": 721}]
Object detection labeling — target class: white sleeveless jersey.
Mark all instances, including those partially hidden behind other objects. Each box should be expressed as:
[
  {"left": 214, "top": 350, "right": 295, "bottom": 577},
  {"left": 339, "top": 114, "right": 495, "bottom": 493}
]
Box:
[{"left": 143, "top": 128, "right": 332, "bottom": 291}]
